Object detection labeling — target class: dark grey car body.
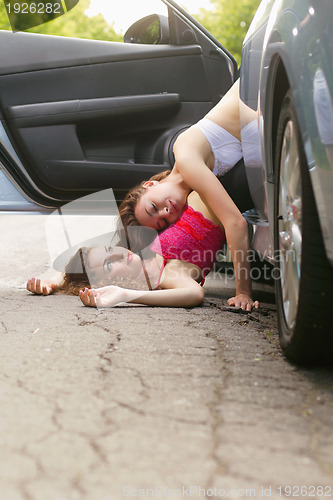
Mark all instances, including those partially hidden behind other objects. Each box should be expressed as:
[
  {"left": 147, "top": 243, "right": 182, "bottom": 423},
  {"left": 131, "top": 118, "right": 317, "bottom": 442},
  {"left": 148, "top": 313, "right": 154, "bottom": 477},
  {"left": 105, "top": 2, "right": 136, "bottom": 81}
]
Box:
[{"left": 239, "top": 0, "right": 333, "bottom": 363}]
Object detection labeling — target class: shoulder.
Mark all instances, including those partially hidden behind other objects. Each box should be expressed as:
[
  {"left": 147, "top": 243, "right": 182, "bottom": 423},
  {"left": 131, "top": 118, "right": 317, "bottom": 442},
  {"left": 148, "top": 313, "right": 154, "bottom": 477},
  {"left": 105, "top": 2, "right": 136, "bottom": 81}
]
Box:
[{"left": 173, "top": 125, "right": 212, "bottom": 165}]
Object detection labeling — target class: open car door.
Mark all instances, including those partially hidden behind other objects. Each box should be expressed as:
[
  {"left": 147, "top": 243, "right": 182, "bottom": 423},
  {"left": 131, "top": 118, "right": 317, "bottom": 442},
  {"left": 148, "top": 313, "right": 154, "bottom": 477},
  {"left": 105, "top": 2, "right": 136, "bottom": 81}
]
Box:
[{"left": 0, "top": 0, "right": 237, "bottom": 211}]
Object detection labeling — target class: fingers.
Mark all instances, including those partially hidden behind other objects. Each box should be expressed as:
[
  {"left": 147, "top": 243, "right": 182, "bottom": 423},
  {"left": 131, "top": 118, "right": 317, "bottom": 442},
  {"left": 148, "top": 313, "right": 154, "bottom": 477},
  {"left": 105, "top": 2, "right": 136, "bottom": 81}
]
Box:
[
  {"left": 79, "top": 288, "right": 98, "bottom": 308},
  {"left": 27, "top": 278, "right": 55, "bottom": 295},
  {"left": 79, "top": 288, "right": 91, "bottom": 306},
  {"left": 26, "top": 278, "right": 43, "bottom": 295},
  {"left": 27, "top": 277, "right": 37, "bottom": 293},
  {"left": 227, "top": 296, "right": 246, "bottom": 309},
  {"left": 26, "top": 278, "right": 34, "bottom": 293},
  {"left": 227, "top": 295, "right": 260, "bottom": 311}
]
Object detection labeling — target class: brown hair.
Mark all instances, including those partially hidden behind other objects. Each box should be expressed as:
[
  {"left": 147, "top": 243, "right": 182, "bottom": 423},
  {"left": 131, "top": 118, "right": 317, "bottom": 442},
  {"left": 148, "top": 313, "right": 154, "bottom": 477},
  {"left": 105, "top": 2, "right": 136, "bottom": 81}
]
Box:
[
  {"left": 57, "top": 246, "right": 152, "bottom": 295},
  {"left": 58, "top": 247, "right": 91, "bottom": 295},
  {"left": 117, "top": 170, "right": 171, "bottom": 252},
  {"left": 57, "top": 171, "right": 173, "bottom": 295}
]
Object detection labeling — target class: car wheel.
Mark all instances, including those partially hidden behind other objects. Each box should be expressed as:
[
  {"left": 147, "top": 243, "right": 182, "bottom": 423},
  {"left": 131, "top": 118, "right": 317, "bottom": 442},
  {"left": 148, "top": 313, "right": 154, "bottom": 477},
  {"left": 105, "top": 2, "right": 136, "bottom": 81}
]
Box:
[{"left": 274, "top": 90, "right": 333, "bottom": 364}]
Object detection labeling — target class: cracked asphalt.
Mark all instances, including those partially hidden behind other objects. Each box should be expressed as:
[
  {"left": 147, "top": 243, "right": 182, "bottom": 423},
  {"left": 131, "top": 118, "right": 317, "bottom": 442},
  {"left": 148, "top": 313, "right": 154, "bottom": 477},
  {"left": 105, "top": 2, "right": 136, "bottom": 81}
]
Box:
[{"left": 0, "top": 215, "right": 333, "bottom": 500}]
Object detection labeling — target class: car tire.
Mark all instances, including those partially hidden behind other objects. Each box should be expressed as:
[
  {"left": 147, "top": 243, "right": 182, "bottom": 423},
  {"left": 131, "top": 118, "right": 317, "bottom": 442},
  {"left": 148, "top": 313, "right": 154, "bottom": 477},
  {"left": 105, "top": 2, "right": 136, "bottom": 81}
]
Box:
[{"left": 274, "top": 90, "right": 333, "bottom": 364}]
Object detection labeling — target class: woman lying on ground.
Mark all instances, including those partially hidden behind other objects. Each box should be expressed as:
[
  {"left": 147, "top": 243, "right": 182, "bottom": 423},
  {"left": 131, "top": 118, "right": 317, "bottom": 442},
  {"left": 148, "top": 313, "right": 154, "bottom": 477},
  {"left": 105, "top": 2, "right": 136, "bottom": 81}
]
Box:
[
  {"left": 27, "top": 80, "right": 259, "bottom": 310},
  {"left": 26, "top": 190, "right": 260, "bottom": 310},
  {"left": 118, "top": 79, "right": 258, "bottom": 310}
]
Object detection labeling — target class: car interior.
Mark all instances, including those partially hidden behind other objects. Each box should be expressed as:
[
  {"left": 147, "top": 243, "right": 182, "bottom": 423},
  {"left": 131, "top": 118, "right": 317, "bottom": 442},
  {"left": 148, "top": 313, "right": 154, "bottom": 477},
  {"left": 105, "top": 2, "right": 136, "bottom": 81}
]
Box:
[{"left": 0, "top": 0, "right": 237, "bottom": 208}]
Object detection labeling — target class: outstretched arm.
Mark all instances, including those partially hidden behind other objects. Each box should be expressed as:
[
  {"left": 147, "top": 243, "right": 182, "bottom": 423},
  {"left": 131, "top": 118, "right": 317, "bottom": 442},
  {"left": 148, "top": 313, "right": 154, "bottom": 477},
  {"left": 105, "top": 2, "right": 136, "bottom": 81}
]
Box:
[
  {"left": 80, "top": 282, "right": 204, "bottom": 308},
  {"left": 79, "top": 261, "right": 205, "bottom": 308},
  {"left": 173, "top": 130, "right": 257, "bottom": 311}
]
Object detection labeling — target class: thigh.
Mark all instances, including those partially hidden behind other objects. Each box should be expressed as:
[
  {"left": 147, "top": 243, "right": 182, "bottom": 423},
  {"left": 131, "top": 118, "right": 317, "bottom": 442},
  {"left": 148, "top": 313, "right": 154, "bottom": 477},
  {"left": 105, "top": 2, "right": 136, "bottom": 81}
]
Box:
[{"left": 218, "top": 158, "right": 254, "bottom": 213}]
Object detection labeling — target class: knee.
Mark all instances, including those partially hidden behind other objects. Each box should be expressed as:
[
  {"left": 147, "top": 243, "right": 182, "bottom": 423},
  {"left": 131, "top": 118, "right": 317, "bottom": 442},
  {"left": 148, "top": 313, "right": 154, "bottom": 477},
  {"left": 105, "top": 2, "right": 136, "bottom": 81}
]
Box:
[{"left": 189, "top": 285, "right": 205, "bottom": 307}]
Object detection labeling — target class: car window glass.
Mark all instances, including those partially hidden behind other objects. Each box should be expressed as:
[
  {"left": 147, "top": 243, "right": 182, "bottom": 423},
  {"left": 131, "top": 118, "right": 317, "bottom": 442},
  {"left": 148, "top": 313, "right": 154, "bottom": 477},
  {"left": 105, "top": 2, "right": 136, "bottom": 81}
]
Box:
[{"left": 0, "top": 0, "right": 168, "bottom": 43}]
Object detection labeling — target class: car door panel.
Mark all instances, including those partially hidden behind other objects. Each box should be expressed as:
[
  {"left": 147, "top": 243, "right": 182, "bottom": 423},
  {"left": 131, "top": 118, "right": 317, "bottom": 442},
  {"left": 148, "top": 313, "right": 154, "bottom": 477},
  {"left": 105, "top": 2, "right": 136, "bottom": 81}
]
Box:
[
  {"left": 7, "top": 94, "right": 181, "bottom": 127},
  {"left": 0, "top": 5, "right": 236, "bottom": 205}
]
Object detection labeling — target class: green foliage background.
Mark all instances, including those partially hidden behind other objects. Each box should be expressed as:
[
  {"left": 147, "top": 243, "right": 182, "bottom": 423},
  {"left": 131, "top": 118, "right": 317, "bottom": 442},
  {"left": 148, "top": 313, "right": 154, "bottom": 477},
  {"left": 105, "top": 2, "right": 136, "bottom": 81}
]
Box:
[
  {"left": 0, "top": 0, "right": 122, "bottom": 40},
  {"left": 193, "top": 0, "right": 261, "bottom": 64},
  {"left": 0, "top": 1, "right": 11, "bottom": 29},
  {"left": 0, "top": 0, "right": 261, "bottom": 62}
]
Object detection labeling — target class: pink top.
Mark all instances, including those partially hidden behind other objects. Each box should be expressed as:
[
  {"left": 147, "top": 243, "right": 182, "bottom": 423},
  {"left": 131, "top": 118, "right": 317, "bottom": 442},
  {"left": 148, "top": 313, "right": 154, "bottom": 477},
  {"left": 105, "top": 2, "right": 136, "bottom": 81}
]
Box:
[{"left": 150, "top": 206, "right": 225, "bottom": 279}]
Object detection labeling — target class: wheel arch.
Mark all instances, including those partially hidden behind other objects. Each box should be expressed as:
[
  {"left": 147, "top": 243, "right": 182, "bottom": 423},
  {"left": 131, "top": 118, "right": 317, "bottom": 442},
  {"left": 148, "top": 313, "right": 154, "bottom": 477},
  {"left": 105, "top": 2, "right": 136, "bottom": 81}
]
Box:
[
  {"left": 259, "top": 53, "right": 290, "bottom": 233},
  {"left": 263, "top": 52, "right": 333, "bottom": 269},
  {"left": 262, "top": 56, "right": 290, "bottom": 183}
]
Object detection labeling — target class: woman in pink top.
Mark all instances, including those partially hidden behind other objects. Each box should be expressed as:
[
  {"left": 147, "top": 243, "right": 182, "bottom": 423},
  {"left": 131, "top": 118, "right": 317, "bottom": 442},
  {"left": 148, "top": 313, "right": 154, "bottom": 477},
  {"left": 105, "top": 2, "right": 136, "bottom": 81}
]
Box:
[
  {"left": 27, "top": 81, "right": 260, "bottom": 310},
  {"left": 26, "top": 190, "right": 224, "bottom": 308},
  {"left": 79, "top": 191, "right": 229, "bottom": 308},
  {"left": 117, "top": 80, "right": 258, "bottom": 310},
  {"left": 27, "top": 190, "right": 259, "bottom": 309}
]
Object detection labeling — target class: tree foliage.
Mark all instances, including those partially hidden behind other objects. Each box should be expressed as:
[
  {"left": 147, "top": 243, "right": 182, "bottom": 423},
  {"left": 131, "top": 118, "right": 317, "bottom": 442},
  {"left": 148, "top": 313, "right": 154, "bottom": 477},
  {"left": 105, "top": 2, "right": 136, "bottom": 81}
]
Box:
[
  {"left": 0, "top": 0, "right": 122, "bottom": 41},
  {"left": 194, "top": 0, "right": 261, "bottom": 65},
  {"left": 0, "top": 1, "right": 11, "bottom": 29},
  {"left": 0, "top": 0, "right": 261, "bottom": 60}
]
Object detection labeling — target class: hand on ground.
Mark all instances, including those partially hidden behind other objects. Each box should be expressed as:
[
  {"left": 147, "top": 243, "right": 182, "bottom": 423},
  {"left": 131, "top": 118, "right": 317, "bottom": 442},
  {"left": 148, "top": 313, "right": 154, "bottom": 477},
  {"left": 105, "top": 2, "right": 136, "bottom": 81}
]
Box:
[
  {"left": 227, "top": 294, "right": 260, "bottom": 311},
  {"left": 26, "top": 277, "right": 58, "bottom": 296},
  {"left": 79, "top": 286, "right": 127, "bottom": 308}
]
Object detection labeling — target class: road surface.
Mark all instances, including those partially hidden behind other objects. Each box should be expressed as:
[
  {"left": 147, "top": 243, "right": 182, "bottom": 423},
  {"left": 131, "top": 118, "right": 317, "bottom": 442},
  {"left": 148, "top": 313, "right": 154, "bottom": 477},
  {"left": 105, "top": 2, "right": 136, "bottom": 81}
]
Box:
[{"left": 0, "top": 214, "right": 332, "bottom": 500}]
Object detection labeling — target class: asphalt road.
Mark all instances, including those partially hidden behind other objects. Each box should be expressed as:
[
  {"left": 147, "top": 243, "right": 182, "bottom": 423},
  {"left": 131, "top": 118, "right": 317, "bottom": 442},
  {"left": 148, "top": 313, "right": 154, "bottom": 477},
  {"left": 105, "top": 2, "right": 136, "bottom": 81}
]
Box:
[{"left": 0, "top": 214, "right": 333, "bottom": 500}]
